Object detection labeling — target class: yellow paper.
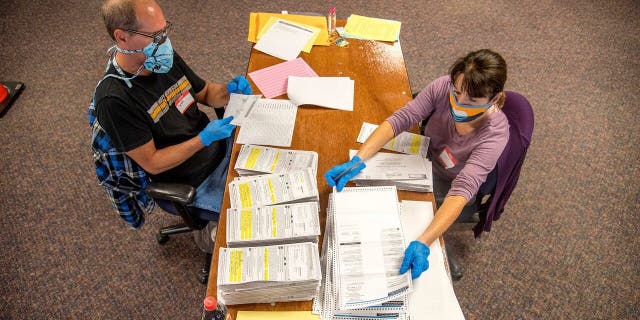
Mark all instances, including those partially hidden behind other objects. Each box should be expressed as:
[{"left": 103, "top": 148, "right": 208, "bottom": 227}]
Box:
[
  {"left": 344, "top": 14, "right": 401, "bottom": 42},
  {"left": 248, "top": 12, "right": 330, "bottom": 46},
  {"left": 236, "top": 311, "right": 320, "bottom": 320},
  {"left": 257, "top": 17, "right": 320, "bottom": 53}
]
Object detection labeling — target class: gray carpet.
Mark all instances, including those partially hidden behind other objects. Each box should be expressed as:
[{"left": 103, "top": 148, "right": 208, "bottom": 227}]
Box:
[{"left": 1, "top": 0, "right": 638, "bottom": 319}]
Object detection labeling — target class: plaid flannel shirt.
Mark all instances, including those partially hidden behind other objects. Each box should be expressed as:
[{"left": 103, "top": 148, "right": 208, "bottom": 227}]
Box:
[{"left": 88, "top": 98, "right": 154, "bottom": 228}]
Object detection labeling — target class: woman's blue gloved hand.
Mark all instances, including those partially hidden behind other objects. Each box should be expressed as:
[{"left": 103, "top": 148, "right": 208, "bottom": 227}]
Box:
[
  {"left": 198, "top": 116, "right": 235, "bottom": 146},
  {"left": 399, "top": 240, "right": 430, "bottom": 280},
  {"left": 227, "top": 76, "right": 252, "bottom": 95},
  {"left": 324, "top": 156, "right": 366, "bottom": 191}
]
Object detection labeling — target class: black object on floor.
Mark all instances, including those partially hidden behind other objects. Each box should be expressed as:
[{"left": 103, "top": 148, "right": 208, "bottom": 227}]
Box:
[{"left": 0, "top": 81, "right": 25, "bottom": 118}]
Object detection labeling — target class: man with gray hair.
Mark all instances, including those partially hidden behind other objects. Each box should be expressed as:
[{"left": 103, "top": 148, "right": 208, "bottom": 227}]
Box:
[{"left": 89, "top": 0, "right": 251, "bottom": 253}]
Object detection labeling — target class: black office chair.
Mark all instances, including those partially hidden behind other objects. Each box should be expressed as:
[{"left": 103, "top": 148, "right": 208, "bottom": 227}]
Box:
[
  {"left": 417, "top": 91, "right": 534, "bottom": 281},
  {"left": 145, "top": 181, "right": 216, "bottom": 284}
]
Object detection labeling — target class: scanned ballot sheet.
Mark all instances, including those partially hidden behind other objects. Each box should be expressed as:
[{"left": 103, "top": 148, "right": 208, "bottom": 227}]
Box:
[
  {"left": 235, "top": 144, "right": 318, "bottom": 176},
  {"left": 348, "top": 150, "right": 433, "bottom": 192},
  {"left": 228, "top": 168, "right": 318, "bottom": 209},
  {"left": 331, "top": 186, "right": 412, "bottom": 310},
  {"left": 226, "top": 202, "right": 320, "bottom": 247}
]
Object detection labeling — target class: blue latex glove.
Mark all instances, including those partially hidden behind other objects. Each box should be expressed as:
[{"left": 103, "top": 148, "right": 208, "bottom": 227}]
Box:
[
  {"left": 399, "top": 240, "right": 430, "bottom": 280},
  {"left": 324, "top": 156, "right": 366, "bottom": 192},
  {"left": 198, "top": 116, "right": 235, "bottom": 146},
  {"left": 226, "top": 76, "right": 252, "bottom": 95}
]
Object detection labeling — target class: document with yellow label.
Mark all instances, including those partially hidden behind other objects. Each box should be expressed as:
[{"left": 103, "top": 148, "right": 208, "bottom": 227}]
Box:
[
  {"left": 235, "top": 144, "right": 318, "bottom": 177},
  {"left": 217, "top": 242, "right": 322, "bottom": 305},
  {"left": 228, "top": 168, "right": 318, "bottom": 209},
  {"left": 226, "top": 202, "right": 320, "bottom": 247}
]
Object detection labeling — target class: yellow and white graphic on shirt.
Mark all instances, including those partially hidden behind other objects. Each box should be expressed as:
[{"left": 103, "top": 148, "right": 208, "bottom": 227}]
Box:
[
  {"left": 240, "top": 209, "right": 253, "bottom": 240},
  {"left": 147, "top": 76, "right": 192, "bottom": 123},
  {"left": 263, "top": 248, "right": 269, "bottom": 281},
  {"left": 409, "top": 135, "right": 422, "bottom": 155},
  {"left": 239, "top": 182, "right": 253, "bottom": 208},
  {"left": 245, "top": 148, "right": 261, "bottom": 169},
  {"left": 229, "top": 249, "right": 243, "bottom": 283}
]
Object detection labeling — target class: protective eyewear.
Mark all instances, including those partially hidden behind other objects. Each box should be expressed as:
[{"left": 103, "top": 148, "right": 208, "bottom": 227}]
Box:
[{"left": 126, "top": 21, "right": 172, "bottom": 44}]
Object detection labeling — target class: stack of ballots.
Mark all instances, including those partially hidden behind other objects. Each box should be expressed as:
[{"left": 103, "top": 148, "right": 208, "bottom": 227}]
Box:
[
  {"left": 217, "top": 242, "right": 322, "bottom": 305},
  {"left": 234, "top": 144, "right": 318, "bottom": 177},
  {"left": 228, "top": 168, "right": 319, "bottom": 209},
  {"left": 226, "top": 201, "right": 321, "bottom": 247},
  {"left": 349, "top": 150, "right": 433, "bottom": 192},
  {"left": 313, "top": 186, "right": 412, "bottom": 319}
]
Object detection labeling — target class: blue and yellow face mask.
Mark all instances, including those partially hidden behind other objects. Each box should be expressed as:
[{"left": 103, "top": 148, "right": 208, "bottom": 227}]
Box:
[{"left": 448, "top": 85, "right": 495, "bottom": 122}]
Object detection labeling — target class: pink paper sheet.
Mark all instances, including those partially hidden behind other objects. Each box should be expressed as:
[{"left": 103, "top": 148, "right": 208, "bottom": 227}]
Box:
[{"left": 248, "top": 58, "right": 318, "bottom": 98}]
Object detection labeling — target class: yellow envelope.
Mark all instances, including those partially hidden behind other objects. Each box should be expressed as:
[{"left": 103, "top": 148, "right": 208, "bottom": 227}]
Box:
[
  {"left": 248, "top": 12, "right": 330, "bottom": 46},
  {"left": 236, "top": 311, "right": 320, "bottom": 320},
  {"left": 257, "top": 17, "right": 321, "bottom": 53}
]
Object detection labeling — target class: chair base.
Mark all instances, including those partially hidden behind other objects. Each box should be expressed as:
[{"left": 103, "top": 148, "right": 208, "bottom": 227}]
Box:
[{"left": 155, "top": 223, "right": 212, "bottom": 285}]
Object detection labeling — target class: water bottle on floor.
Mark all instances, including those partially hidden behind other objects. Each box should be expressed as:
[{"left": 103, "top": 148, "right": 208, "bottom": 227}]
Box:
[{"left": 201, "top": 296, "right": 230, "bottom": 320}]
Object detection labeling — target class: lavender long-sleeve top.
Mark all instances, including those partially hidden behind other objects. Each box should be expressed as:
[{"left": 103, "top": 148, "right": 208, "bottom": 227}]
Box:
[{"left": 385, "top": 76, "right": 509, "bottom": 201}]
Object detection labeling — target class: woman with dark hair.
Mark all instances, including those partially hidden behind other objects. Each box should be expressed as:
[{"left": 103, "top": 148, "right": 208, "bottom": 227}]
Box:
[{"left": 325, "top": 49, "right": 510, "bottom": 279}]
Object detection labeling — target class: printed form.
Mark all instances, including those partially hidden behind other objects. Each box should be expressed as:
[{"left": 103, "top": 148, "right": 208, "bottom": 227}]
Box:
[
  {"left": 226, "top": 202, "right": 321, "bottom": 247},
  {"left": 228, "top": 168, "right": 318, "bottom": 209},
  {"left": 331, "top": 186, "right": 412, "bottom": 310},
  {"left": 235, "top": 144, "right": 318, "bottom": 177}
]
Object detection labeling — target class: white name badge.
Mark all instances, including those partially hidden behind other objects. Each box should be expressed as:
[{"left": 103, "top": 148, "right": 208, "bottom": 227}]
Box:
[
  {"left": 438, "top": 146, "right": 457, "bottom": 169},
  {"left": 175, "top": 90, "right": 195, "bottom": 114}
]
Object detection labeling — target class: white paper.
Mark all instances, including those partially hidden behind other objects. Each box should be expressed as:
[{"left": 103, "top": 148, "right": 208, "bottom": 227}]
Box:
[
  {"left": 400, "top": 200, "right": 465, "bottom": 320},
  {"left": 236, "top": 99, "right": 298, "bottom": 147},
  {"left": 223, "top": 93, "right": 263, "bottom": 125},
  {"left": 254, "top": 19, "right": 316, "bottom": 61},
  {"left": 357, "top": 122, "right": 430, "bottom": 157},
  {"left": 287, "top": 76, "right": 355, "bottom": 111}
]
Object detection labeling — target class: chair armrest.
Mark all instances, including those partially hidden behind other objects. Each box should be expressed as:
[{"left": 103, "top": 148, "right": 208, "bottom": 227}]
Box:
[{"left": 146, "top": 182, "right": 195, "bottom": 205}]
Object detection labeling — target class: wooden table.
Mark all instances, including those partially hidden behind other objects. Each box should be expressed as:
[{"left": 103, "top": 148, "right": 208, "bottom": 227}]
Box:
[{"left": 206, "top": 33, "right": 440, "bottom": 318}]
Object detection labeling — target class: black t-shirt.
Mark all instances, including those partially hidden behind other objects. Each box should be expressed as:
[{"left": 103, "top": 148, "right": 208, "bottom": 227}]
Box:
[{"left": 94, "top": 52, "right": 223, "bottom": 187}]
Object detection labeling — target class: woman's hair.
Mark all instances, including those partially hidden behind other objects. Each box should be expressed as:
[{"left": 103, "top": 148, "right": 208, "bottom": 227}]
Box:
[
  {"left": 449, "top": 49, "right": 507, "bottom": 104},
  {"left": 101, "top": 0, "right": 140, "bottom": 41}
]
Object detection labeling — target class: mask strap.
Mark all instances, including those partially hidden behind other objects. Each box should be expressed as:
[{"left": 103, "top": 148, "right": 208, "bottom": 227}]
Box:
[{"left": 105, "top": 46, "right": 144, "bottom": 88}]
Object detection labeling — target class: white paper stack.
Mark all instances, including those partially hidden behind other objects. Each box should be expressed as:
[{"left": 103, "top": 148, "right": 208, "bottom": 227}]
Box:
[
  {"left": 217, "top": 242, "right": 322, "bottom": 305},
  {"left": 349, "top": 150, "right": 433, "bottom": 192},
  {"left": 287, "top": 76, "right": 355, "bottom": 111},
  {"left": 234, "top": 144, "right": 318, "bottom": 177},
  {"left": 314, "top": 186, "right": 412, "bottom": 320},
  {"left": 226, "top": 202, "right": 321, "bottom": 247},
  {"left": 228, "top": 168, "right": 319, "bottom": 209}
]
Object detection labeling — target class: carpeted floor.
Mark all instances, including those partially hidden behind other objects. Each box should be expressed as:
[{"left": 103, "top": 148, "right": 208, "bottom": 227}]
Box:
[{"left": 1, "top": 0, "right": 638, "bottom": 319}]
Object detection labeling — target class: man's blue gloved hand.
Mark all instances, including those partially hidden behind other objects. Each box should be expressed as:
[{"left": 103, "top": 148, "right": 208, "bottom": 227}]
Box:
[
  {"left": 324, "top": 156, "right": 366, "bottom": 192},
  {"left": 227, "top": 76, "right": 252, "bottom": 95},
  {"left": 199, "top": 116, "right": 235, "bottom": 146},
  {"left": 399, "top": 240, "right": 430, "bottom": 280}
]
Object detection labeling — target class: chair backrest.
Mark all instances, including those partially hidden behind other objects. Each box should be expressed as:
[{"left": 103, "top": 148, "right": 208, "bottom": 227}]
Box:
[{"left": 473, "top": 91, "right": 534, "bottom": 236}]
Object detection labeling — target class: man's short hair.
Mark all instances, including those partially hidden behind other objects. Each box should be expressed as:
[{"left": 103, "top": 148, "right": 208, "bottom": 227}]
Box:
[{"left": 101, "top": 0, "right": 139, "bottom": 40}]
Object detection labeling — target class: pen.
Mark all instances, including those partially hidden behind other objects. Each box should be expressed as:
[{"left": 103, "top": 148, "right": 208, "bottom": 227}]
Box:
[{"left": 333, "top": 159, "right": 364, "bottom": 182}]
